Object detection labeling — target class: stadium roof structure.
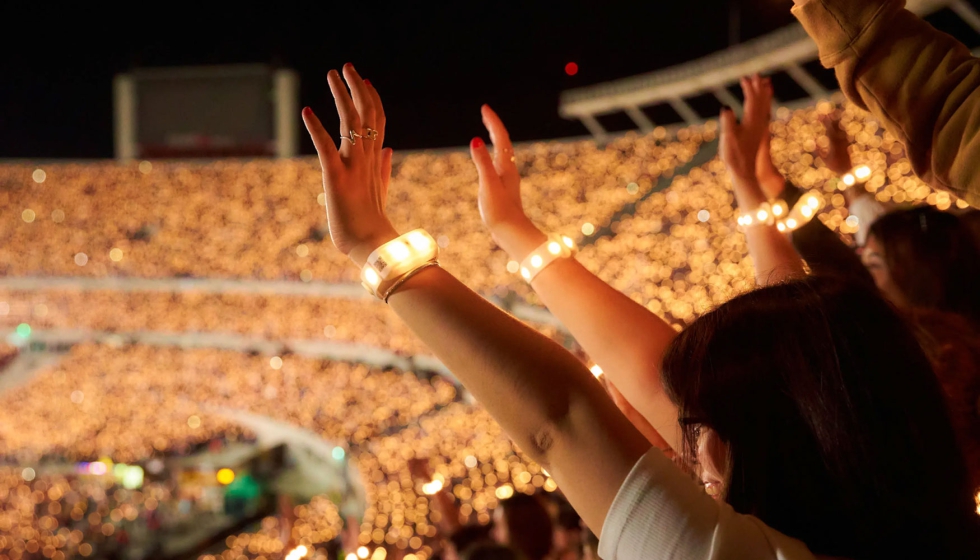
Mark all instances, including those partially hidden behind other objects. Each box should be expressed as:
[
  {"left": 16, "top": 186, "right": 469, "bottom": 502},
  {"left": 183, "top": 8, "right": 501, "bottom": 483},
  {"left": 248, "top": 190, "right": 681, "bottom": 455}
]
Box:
[{"left": 559, "top": 0, "right": 980, "bottom": 142}]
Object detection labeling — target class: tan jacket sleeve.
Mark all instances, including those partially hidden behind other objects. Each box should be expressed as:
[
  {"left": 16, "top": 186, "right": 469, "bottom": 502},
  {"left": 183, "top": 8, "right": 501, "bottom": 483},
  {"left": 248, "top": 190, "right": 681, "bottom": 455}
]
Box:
[{"left": 792, "top": 0, "right": 980, "bottom": 208}]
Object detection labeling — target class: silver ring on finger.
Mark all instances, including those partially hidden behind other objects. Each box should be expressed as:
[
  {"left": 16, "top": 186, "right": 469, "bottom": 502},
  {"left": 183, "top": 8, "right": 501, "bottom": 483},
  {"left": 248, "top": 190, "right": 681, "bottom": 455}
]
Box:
[{"left": 341, "top": 130, "right": 358, "bottom": 145}]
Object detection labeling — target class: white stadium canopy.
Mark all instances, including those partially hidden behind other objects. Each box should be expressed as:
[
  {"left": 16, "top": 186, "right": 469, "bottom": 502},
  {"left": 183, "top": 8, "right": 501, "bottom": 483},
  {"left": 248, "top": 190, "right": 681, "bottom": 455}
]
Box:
[{"left": 559, "top": 0, "right": 980, "bottom": 142}]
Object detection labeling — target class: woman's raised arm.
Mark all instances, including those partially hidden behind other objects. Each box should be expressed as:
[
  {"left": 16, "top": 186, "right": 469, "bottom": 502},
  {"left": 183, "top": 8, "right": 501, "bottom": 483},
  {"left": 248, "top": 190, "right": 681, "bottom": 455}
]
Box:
[
  {"left": 468, "top": 105, "right": 683, "bottom": 452},
  {"left": 301, "top": 64, "right": 651, "bottom": 533}
]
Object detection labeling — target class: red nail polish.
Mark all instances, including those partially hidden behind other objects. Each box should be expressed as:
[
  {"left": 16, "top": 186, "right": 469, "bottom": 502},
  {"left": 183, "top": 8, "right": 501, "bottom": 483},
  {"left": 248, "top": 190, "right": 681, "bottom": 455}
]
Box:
[
  {"left": 364, "top": 79, "right": 372, "bottom": 87},
  {"left": 344, "top": 62, "right": 353, "bottom": 70},
  {"left": 302, "top": 106, "right": 313, "bottom": 117},
  {"left": 471, "top": 137, "right": 484, "bottom": 149}
]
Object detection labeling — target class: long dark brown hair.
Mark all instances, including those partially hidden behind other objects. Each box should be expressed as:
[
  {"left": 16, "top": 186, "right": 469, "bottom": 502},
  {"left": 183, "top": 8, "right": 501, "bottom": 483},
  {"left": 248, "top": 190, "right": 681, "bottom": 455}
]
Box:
[
  {"left": 661, "top": 276, "right": 978, "bottom": 558},
  {"left": 869, "top": 206, "right": 980, "bottom": 325}
]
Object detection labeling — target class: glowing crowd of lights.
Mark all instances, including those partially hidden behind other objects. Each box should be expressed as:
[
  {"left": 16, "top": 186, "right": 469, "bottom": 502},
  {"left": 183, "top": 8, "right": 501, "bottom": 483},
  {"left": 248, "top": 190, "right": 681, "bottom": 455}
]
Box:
[
  {"left": 0, "top": 97, "right": 974, "bottom": 558},
  {"left": 0, "top": 467, "right": 174, "bottom": 559}
]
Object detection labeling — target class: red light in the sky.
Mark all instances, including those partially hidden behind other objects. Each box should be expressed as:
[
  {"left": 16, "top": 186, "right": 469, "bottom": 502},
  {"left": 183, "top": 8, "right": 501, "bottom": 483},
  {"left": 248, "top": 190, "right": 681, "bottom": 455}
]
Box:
[{"left": 565, "top": 62, "right": 579, "bottom": 76}]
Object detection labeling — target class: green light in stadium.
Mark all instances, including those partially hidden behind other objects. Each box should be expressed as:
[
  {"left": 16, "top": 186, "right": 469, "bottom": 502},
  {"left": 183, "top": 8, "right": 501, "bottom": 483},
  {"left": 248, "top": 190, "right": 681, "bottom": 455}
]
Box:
[
  {"left": 15, "top": 323, "right": 30, "bottom": 338},
  {"left": 332, "top": 446, "right": 345, "bottom": 461}
]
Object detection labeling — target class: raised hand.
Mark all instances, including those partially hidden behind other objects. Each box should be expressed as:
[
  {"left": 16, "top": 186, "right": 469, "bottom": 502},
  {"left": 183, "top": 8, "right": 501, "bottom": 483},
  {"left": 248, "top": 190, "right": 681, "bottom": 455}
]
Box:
[
  {"left": 302, "top": 63, "right": 398, "bottom": 266},
  {"left": 818, "top": 112, "right": 853, "bottom": 176},
  {"left": 469, "top": 105, "right": 546, "bottom": 259},
  {"left": 720, "top": 74, "right": 773, "bottom": 182},
  {"left": 755, "top": 125, "right": 787, "bottom": 200}
]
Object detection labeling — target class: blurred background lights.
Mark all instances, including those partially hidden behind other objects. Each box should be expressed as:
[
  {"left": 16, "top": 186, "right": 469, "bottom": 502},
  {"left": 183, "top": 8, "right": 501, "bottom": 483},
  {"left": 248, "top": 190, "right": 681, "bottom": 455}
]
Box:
[
  {"left": 138, "top": 161, "right": 152, "bottom": 174},
  {"left": 270, "top": 356, "right": 283, "bottom": 369},
  {"left": 216, "top": 468, "right": 235, "bottom": 485},
  {"left": 331, "top": 446, "right": 345, "bottom": 461},
  {"left": 16, "top": 323, "right": 31, "bottom": 338},
  {"left": 564, "top": 62, "right": 578, "bottom": 76},
  {"left": 697, "top": 210, "right": 710, "bottom": 222},
  {"left": 357, "top": 546, "right": 370, "bottom": 559},
  {"left": 51, "top": 208, "right": 65, "bottom": 222},
  {"left": 74, "top": 253, "right": 88, "bottom": 266},
  {"left": 187, "top": 415, "right": 201, "bottom": 429},
  {"left": 581, "top": 222, "right": 595, "bottom": 236},
  {"left": 109, "top": 248, "right": 123, "bottom": 262},
  {"left": 21, "top": 209, "right": 35, "bottom": 223},
  {"left": 32, "top": 169, "right": 46, "bottom": 183},
  {"left": 495, "top": 484, "right": 514, "bottom": 500},
  {"left": 21, "top": 467, "right": 36, "bottom": 481}
]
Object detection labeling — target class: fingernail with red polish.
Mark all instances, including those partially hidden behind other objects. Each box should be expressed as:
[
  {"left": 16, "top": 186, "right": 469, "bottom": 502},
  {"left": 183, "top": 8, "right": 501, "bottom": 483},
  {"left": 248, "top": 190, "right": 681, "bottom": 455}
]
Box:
[
  {"left": 471, "top": 137, "right": 484, "bottom": 149},
  {"left": 364, "top": 79, "right": 372, "bottom": 87},
  {"left": 344, "top": 62, "right": 353, "bottom": 70},
  {"left": 302, "top": 106, "right": 313, "bottom": 117}
]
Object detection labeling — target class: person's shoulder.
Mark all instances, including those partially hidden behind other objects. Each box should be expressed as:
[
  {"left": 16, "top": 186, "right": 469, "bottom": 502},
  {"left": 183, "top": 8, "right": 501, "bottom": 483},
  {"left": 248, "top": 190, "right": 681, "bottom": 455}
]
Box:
[{"left": 741, "top": 513, "right": 820, "bottom": 560}]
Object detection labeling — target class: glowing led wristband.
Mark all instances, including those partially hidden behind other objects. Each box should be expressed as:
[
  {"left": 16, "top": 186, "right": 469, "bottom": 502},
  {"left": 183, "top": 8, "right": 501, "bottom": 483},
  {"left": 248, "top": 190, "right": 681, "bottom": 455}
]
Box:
[
  {"left": 737, "top": 190, "right": 826, "bottom": 234},
  {"left": 736, "top": 201, "right": 784, "bottom": 230},
  {"left": 840, "top": 165, "right": 872, "bottom": 188},
  {"left": 776, "top": 191, "right": 825, "bottom": 233},
  {"left": 518, "top": 234, "right": 576, "bottom": 282},
  {"left": 361, "top": 229, "right": 439, "bottom": 300}
]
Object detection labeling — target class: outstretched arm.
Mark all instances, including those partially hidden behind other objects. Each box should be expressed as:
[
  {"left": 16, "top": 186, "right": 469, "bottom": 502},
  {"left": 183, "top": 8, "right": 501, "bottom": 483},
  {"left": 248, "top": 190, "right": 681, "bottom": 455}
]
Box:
[
  {"left": 792, "top": 0, "right": 980, "bottom": 208},
  {"left": 469, "top": 106, "right": 682, "bottom": 453},
  {"left": 720, "top": 75, "right": 806, "bottom": 285},
  {"left": 301, "top": 64, "right": 650, "bottom": 533}
]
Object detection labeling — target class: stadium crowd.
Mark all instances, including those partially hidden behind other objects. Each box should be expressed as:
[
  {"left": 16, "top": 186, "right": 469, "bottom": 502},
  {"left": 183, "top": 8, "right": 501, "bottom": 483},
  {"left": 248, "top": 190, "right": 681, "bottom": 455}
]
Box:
[{"left": 3, "top": 1, "right": 980, "bottom": 559}]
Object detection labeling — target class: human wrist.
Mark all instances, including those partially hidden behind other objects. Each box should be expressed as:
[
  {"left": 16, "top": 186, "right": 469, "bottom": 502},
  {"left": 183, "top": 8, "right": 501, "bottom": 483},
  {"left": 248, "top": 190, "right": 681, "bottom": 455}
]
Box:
[
  {"left": 732, "top": 174, "right": 768, "bottom": 210},
  {"left": 348, "top": 225, "right": 401, "bottom": 268},
  {"left": 490, "top": 219, "right": 547, "bottom": 261}
]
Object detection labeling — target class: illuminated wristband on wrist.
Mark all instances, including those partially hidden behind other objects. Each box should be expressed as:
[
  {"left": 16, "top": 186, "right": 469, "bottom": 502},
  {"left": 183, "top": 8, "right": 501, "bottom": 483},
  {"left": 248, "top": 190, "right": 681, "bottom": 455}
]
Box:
[
  {"left": 736, "top": 201, "right": 779, "bottom": 230},
  {"left": 840, "top": 165, "right": 872, "bottom": 188},
  {"left": 360, "top": 229, "right": 439, "bottom": 301},
  {"left": 777, "top": 191, "right": 825, "bottom": 233},
  {"left": 518, "top": 234, "right": 576, "bottom": 282}
]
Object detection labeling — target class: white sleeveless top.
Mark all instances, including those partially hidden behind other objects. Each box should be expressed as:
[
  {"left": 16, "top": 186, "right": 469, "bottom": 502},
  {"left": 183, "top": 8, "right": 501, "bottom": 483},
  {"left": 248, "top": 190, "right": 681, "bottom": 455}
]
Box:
[{"left": 598, "top": 449, "right": 818, "bottom": 560}]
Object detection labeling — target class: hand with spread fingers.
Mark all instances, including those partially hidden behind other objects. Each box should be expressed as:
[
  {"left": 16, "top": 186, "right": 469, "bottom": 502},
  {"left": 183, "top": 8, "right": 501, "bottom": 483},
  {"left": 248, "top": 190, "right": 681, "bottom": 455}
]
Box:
[
  {"left": 302, "top": 63, "right": 397, "bottom": 267},
  {"left": 469, "top": 105, "right": 547, "bottom": 260},
  {"left": 720, "top": 74, "right": 773, "bottom": 183}
]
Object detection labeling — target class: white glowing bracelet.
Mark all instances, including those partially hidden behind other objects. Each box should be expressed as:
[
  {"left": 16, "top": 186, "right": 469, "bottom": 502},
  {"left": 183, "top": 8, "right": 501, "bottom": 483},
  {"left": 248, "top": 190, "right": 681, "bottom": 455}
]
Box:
[
  {"left": 839, "top": 164, "right": 872, "bottom": 188},
  {"left": 776, "top": 190, "right": 825, "bottom": 233},
  {"left": 736, "top": 201, "right": 785, "bottom": 230},
  {"left": 360, "top": 229, "right": 439, "bottom": 301},
  {"left": 737, "top": 190, "right": 826, "bottom": 234},
  {"left": 518, "top": 234, "right": 576, "bottom": 282}
]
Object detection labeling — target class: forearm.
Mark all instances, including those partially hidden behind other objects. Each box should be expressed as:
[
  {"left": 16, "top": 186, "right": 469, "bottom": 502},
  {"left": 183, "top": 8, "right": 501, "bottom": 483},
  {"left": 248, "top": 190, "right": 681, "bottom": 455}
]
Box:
[
  {"left": 386, "top": 264, "right": 651, "bottom": 532},
  {"left": 732, "top": 175, "right": 807, "bottom": 285},
  {"left": 492, "top": 222, "right": 681, "bottom": 452},
  {"left": 794, "top": 0, "right": 980, "bottom": 207}
]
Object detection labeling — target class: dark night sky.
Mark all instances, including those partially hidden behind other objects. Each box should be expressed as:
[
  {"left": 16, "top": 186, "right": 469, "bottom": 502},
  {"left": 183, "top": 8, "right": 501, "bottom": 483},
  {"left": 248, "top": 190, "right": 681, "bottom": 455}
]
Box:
[{"left": 2, "top": 1, "right": 978, "bottom": 159}]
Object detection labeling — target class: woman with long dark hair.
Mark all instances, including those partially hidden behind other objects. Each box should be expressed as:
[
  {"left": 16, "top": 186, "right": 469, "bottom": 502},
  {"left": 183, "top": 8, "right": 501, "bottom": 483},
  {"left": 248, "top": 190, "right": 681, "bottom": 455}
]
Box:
[
  {"left": 864, "top": 206, "right": 980, "bottom": 325},
  {"left": 300, "top": 64, "right": 978, "bottom": 558}
]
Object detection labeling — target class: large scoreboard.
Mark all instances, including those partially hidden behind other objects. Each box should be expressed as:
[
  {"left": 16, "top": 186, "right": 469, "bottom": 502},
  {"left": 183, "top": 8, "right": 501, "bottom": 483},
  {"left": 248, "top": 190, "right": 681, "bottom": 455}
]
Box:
[{"left": 114, "top": 64, "right": 298, "bottom": 160}]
